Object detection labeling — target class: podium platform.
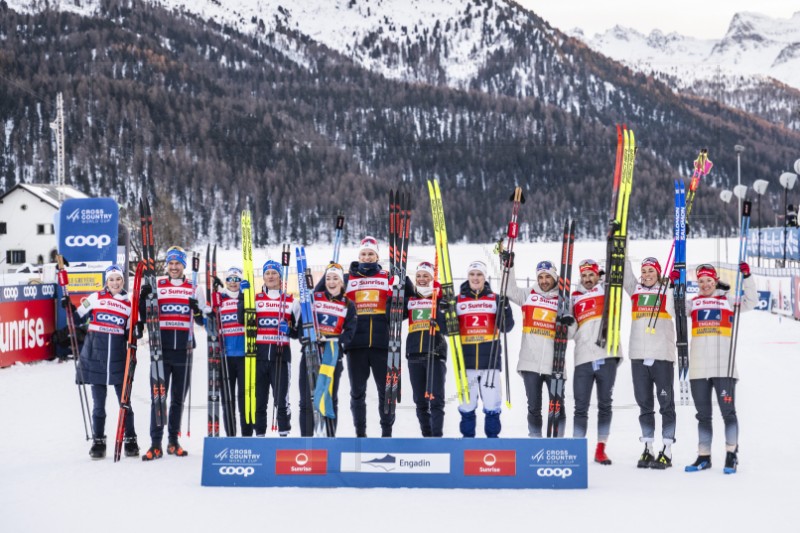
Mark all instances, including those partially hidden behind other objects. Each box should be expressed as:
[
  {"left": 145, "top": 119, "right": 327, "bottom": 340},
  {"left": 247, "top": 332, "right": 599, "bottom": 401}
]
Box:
[{"left": 201, "top": 437, "right": 587, "bottom": 489}]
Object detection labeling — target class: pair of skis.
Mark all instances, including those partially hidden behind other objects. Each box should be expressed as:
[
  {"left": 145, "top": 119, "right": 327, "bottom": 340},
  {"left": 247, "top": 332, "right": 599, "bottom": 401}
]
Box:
[
  {"left": 113, "top": 262, "right": 144, "bottom": 461},
  {"left": 241, "top": 211, "right": 258, "bottom": 425},
  {"left": 385, "top": 190, "right": 411, "bottom": 415},
  {"left": 547, "top": 220, "right": 575, "bottom": 438},
  {"left": 487, "top": 187, "right": 525, "bottom": 407},
  {"left": 205, "top": 244, "right": 236, "bottom": 436},
  {"left": 139, "top": 198, "right": 167, "bottom": 428},
  {"left": 672, "top": 179, "right": 690, "bottom": 405},
  {"left": 427, "top": 179, "right": 469, "bottom": 405},
  {"left": 296, "top": 245, "right": 334, "bottom": 436},
  {"left": 597, "top": 125, "right": 636, "bottom": 356}
]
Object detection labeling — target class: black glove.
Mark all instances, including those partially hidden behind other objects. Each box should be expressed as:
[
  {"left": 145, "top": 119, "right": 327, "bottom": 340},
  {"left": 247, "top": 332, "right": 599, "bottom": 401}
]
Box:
[
  {"left": 213, "top": 276, "right": 224, "bottom": 290},
  {"left": 140, "top": 284, "right": 153, "bottom": 299},
  {"left": 188, "top": 297, "right": 201, "bottom": 315},
  {"left": 499, "top": 250, "right": 514, "bottom": 268},
  {"left": 133, "top": 321, "right": 145, "bottom": 339},
  {"left": 559, "top": 314, "right": 575, "bottom": 326},
  {"left": 299, "top": 336, "right": 311, "bottom": 347},
  {"left": 60, "top": 296, "right": 76, "bottom": 311}
]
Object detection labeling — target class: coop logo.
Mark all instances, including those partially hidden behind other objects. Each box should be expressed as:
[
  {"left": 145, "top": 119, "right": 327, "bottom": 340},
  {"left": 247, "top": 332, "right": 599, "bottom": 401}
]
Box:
[
  {"left": 96, "top": 313, "right": 125, "bottom": 326},
  {"left": 219, "top": 466, "right": 255, "bottom": 477},
  {"left": 66, "top": 208, "right": 81, "bottom": 222},
  {"left": 536, "top": 467, "right": 573, "bottom": 479},
  {"left": 23, "top": 286, "right": 39, "bottom": 298},
  {"left": 64, "top": 234, "right": 112, "bottom": 249},
  {"left": 160, "top": 304, "right": 190, "bottom": 314},
  {"left": 275, "top": 450, "right": 328, "bottom": 475},
  {"left": 464, "top": 450, "right": 516, "bottom": 476},
  {"left": 3, "top": 287, "right": 19, "bottom": 300},
  {"left": 42, "top": 285, "right": 55, "bottom": 297},
  {"left": 258, "top": 317, "right": 279, "bottom": 327}
]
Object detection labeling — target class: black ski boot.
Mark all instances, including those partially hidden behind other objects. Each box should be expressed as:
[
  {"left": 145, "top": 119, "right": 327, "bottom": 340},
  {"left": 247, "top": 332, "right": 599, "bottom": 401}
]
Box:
[
  {"left": 651, "top": 447, "right": 672, "bottom": 469},
  {"left": 684, "top": 455, "right": 712, "bottom": 472},
  {"left": 124, "top": 436, "right": 140, "bottom": 457},
  {"left": 167, "top": 439, "right": 188, "bottom": 457},
  {"left": 637, "top": 445, "right": 654, "bottom": 468},
  {"left": 724, "top": 451, "right": 738, "bottom": 474},
  {"left": 142, "top": 444, "right": 163, "bottom": 461},
  {"left": 89, "top": 436, "right": 106, "bottom": 460}
]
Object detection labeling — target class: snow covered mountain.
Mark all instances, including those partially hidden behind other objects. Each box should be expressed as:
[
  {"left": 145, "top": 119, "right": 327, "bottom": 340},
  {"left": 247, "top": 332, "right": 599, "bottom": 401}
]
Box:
[{"left": 572, "top": 11, "right": 800, "bottom": 129}]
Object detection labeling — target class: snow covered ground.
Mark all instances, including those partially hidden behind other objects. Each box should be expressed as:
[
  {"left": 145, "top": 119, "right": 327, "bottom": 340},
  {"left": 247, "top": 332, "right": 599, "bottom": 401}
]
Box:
[{"left": 1, "top": 238, "right": 797, "bottom": 532}]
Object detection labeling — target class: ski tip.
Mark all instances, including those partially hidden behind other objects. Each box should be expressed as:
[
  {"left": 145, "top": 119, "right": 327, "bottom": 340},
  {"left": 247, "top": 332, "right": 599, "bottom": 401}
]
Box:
[{"left": 505, "top": 401, "right": 512, "bottom": 409}]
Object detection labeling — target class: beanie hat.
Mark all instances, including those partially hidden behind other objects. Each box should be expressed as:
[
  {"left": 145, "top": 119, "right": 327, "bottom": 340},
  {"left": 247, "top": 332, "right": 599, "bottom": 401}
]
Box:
[
  {"left": 467, "top": 261, "right": 488, "bottom": 277},
  {"left": 641, "top": 257, "right": 662, "bottom": 277},
  {"left": 416, "top": 261, "right": 435, "bottom": 277},
  {"left": 579, "top": 259, "right": 599, "bottom": 275},
  {"left": 359, "top": 236, "right": 380, "bottom": 257},
  {"left": 165, "top": 247, "right": 187, "bottom": 267},
  {"left": 536, "top": 260, "right": 559, "bottom": 283},
  {"left": 325, "top": 263, "right": 344, "bottom": 281},
  {"left": 696, "top": 264, "right": 719, "bottom": 281},
  {"left": 262, "top": 260, "right": 282, "bottom": 276}
]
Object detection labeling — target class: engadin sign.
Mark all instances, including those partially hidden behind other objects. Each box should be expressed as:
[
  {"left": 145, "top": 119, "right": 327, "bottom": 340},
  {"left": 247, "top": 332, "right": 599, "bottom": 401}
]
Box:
[
  {"left": 201, "top": 437, "right": 587, "bottom": 489},
  {"left": 58, "top": 198, "right": 119, "bottom": 264}
]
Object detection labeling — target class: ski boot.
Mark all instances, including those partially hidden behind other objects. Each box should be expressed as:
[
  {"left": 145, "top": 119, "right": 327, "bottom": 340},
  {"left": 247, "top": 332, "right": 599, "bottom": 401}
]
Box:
[
  {"left": 124, "top": 436, "right": 140, "bottom": 457},
  {"left": 167, "top": 439, "right": 188, "bottom": 457},
  {"left": 685, "top": 455, "right": 712, "bottom": 472},
  {"left": 637, "top": 445, "right": 654, "bottom": 468},
  {"left": 723, "top": 451, "right": 738, "bottom": 474},
  {"left": 594, "top": 442, "right": 612, "bottom": 465},
  {"left": 651, "top": 447, "right": 673, "bottom": 470},
  {"left": 89, "top": 436, "right": 106, "bottom": 460},
  {"left": 142, "top": 445, "right": 163, "bottom": 461}
]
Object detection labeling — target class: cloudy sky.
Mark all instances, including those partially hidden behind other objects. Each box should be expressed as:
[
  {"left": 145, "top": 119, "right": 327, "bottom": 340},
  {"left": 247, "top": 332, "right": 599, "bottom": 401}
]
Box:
[{"left": 518, "top": 1, "right": 799, "bottom": 39}]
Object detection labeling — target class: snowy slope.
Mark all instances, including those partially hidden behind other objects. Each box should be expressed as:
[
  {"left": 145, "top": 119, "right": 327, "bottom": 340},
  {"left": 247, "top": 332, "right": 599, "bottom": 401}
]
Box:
[
  {"left": 576, "top": 11, "right": 800, "bottom": 90},
  {"left": 1, "top": 238, "right": 798, "bottom": 532}
]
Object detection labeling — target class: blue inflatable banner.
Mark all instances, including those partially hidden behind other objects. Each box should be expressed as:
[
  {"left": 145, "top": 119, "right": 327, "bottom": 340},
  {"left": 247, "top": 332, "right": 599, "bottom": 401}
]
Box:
[
  {"left": 201, "top": 437, "right": 588, "bottom": 489},
  {"left": 58, "top": 198, "right": 119, "bottom": 263}
]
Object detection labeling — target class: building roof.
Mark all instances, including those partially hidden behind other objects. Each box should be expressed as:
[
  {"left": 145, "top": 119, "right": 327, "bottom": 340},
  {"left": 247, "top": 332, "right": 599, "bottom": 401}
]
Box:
[{"left": 0, "top": 183, "right": 89, "bottom": 209}]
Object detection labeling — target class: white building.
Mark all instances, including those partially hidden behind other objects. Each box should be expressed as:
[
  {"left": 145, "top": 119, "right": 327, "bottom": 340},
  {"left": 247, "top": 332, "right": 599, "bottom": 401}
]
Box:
[{"left": 0, "top": 184, "right": 88, "bottom": 273}]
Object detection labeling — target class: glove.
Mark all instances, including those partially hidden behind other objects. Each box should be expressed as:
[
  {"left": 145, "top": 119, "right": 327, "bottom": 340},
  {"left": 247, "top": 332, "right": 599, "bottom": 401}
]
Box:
[
  {"left": 133, "top": 321, "right": 145, "bottom": 339},
  {"left": 389, "top": 275, "right": 401, "bottom": 289},
  {"left": 202, "top": 305, "right": 212, "bottom": 315},
  {"left": 499, "top": 250, "right": 514, "bottom": 268},
  {"left": 278, "top": 320, "right": 290, "bottom": 335},
  {"left": 188, "top": 298, "right": 201, "bottom": 315},
  {"left": 60, "top": 296, "right": 75, "bottom": 311},
  {"left": 213, "top": 276, "right": 224, "bottom": 290},
  {"left": 739, "top": 262, "right": 751, "bottom": 278},
  {"left": 140, "top": 284, "right": 153, "bottom": 299},
  {"left": 559, "top": 314, "right": 575, "bottom": 326},
  {"left": 239, "top": 279, "right": 250, "bottom": 290},
  {"left": 669, "top": 270, "right": 680, "bottom": 287}
]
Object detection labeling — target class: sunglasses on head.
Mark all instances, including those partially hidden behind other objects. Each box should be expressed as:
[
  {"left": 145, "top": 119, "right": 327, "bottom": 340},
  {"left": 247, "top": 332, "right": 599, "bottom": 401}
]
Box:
[{"left": 537, "top": 261, "right": 554, "bottom": 271}]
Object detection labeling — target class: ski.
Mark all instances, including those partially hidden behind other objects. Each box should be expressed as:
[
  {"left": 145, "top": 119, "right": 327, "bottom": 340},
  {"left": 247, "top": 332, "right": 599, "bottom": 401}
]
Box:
[
  {"left": 139, "top": 197, "right": 167, "bottom": 428},
  {"left": 487, "top": 187, "right": 524, "bottom": 407},
  {"left": 427, "top": 179, "right": 469, "bottom": 404},
  {"left": 647, "top": 149, "right": 712, "bottom": 333},
  {"left": 296, "top": 245, "right": 330, "bottom": 436},
  {"left": 206, "top": 245, "right": 223, "bottom": 436},
  {"left": 113, "top": 261, "right": 144, "bottom": 461},
  {"left": 241, "top": 210, "right": 257, "bottom": 425},
  {"left": 332, "top": 213, "right": 345, "bottom": 264},
  {"left": 385, "top": 189, "right": 411, "bottom": 415},
  {"left": 270, "top": 244, "right": 291, "bottom": 432},
  {"left": 424, "top": 251, "right": 440, "bottom": 400},
  {"left": 547, "top": 219, "right": 575, "bottom": 438},
  {"left": 56, "top": 255, "right": 92, "bottom": 440},
  {"left": 673, "top": 179, "right": 690, "bottom": 405},
  {"left": 598, "top": 126, "right": 636, "bottom": 356},
  {"left": 182, "top": 251, "right": 200, "bottom": 437}
]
